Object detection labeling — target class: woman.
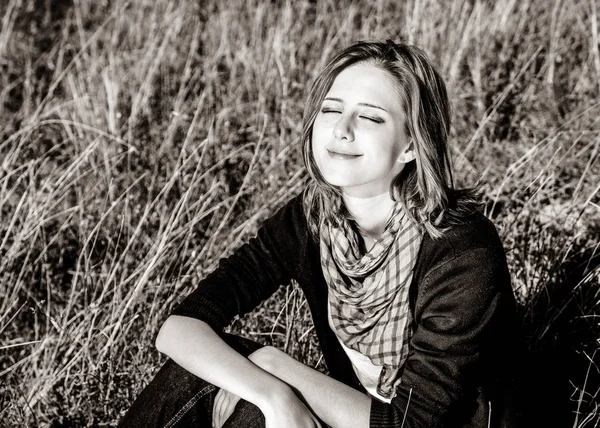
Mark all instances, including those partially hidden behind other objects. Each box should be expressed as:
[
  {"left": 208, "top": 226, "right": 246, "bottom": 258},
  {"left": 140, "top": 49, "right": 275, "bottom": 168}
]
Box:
[{"left": 119, "top": 40, "right": 521, "bottom": 428}]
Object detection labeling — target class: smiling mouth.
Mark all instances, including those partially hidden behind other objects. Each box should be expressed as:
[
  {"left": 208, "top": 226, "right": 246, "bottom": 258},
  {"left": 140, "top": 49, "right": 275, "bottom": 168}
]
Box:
[{"left": 327, "top": 149, "right": 362, "bottom": 160}]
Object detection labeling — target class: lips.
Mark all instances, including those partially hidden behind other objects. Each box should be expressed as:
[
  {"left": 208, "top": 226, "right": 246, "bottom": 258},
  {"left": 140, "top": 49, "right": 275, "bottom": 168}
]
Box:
[{"left": 326, "top": 149, "right": 362, "bottom": 160}]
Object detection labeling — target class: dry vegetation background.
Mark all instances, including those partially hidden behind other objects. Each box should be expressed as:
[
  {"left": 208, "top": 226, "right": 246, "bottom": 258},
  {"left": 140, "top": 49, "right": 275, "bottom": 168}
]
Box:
[{"left": 0, "top": 0, "right": 599, "bottom": 426}]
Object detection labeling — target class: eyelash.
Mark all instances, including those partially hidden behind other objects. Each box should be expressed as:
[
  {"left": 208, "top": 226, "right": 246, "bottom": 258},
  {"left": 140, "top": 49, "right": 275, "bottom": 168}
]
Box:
[
  {"left": 360, "top": 115, "right": 383, "bottom": 124},
  {"left": 320, "top": 108, "right": 383, "bottom": 124}
]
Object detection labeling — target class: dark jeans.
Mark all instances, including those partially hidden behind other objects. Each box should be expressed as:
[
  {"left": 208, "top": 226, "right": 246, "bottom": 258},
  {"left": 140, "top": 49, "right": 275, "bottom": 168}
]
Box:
[{"left": 119, "top": 334, "right": 266, "bottom": 428}]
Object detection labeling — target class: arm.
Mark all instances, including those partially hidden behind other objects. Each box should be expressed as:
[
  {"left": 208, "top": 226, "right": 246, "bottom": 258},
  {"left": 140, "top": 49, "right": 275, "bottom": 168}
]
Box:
[
  {"left": 156, "top": 316, "right": 285, "bottom": 411},
  {"left": 369, "top": 246, "right": 516, "bottom": 427},
  {"left": 171, "top": 196, "right": 307, "bottom": 331},
  {"left": 156, "top": 198, "right": 324, "bottom": 425},
  {"left": 249, "top": 346, "right": 371, "bottom": 428},
  {"left": 252, "top": 245, "right": 515, "bottom": 428},
  {"left": 156, "top": 316, "right": 322, "bottom": 427}
]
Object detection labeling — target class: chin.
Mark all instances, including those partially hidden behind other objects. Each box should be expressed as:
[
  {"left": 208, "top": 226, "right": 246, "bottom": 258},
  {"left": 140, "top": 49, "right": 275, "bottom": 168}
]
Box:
[{"left": 321, "top": 173, "right": 359, "bottom": 188}]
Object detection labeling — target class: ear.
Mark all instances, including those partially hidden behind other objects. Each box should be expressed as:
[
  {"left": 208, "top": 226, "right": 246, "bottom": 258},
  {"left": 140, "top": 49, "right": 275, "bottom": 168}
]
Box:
[{"left": 396, "top": 141, "right": 416, "bottom": 164}]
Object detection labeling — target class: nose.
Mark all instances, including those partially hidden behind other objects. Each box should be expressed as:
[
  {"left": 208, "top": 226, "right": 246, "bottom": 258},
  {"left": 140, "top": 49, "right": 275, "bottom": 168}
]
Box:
[{"left": 333, "top": 114, "right": 354, "bottom": 142}]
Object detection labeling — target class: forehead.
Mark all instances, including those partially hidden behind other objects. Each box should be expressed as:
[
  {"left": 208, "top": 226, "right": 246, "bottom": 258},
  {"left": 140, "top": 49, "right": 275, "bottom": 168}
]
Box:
[{"left": 326, "top": 62, "right": 402, "bottom": 110}]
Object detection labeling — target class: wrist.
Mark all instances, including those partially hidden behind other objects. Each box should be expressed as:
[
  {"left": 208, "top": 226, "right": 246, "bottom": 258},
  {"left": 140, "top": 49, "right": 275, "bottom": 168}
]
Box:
[
  {"left": 247, "top": 347, "right": 293, "bottom": 411},
  {"left": 254, "top": 374, "right": 294, "bottom": 412}
]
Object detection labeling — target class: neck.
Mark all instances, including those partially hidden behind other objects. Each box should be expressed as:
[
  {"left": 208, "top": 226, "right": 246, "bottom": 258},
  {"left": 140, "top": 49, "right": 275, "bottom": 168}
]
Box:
[{"left": 342, "top": 191, "right": 395, "bottom": 240}]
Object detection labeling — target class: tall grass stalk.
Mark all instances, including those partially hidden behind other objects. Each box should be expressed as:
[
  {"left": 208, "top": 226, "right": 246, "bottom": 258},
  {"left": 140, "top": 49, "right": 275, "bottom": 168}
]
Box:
[{"left": 0, "top": 0, "right": 598, "bottom": 425}]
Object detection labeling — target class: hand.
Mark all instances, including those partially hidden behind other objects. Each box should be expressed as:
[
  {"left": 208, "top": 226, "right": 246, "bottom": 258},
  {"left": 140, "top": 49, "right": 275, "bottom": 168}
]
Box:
[
  {"left": 261, "top": 385, "right": 323, "bottom": 428},
  {"left": 250, "top": 347, "right": 323, "bottom": 427},
  {"left": 212, "top": 388, "right": 241, "bottom": 428}
]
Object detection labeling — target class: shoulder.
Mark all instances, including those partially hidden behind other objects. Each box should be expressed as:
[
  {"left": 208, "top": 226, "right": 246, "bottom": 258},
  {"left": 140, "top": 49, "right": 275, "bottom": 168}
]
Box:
[
  {"left": 251, "top": 193, "right": 311, "bottom": 252},
  {"left": 414, "top": 211, "right": 507, "bottom": 281},
  {"left": 262, "top": 193, "right": 307, "bottom": 231},
  {"left": 439, "top": 211, "right": 503, "bottom": 254},
  {"left": 215, "top": 193, "right": 310, "bottom": 283},
  {"left": 410, "top": 211, "right": 514, "bottom": 327}
]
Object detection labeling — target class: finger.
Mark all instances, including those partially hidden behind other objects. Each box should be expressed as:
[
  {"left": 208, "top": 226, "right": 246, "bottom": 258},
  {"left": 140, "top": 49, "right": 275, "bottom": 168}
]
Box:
[
  {"left": 222, "top": 400, "right": 233, "bottom": 424},
  {"left": 212, "top": 389, "right": 219, "bottom": 428},
  {"left": 215, "top": 389, "right": 240, "bottom": 428},
  {"left": 221, "top": 391, "right": 240, "bottom": 425},
  {"left": 213, "top": 389, "right": 224, "bottom": 428},
  {"left": 217, "top": 390, "right": 231, "bottom": 428}
]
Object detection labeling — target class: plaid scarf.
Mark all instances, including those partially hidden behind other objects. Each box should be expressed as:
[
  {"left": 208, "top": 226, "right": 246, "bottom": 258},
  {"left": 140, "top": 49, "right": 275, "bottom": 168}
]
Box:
[{"left": 320, "top": 203, "right": 422, "bottom": 399}]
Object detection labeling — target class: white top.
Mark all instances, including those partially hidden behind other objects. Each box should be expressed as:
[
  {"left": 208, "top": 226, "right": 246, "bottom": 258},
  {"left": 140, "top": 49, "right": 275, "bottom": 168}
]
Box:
[{"left": 327, "top": 303, "right": 392, "bottom": 403}]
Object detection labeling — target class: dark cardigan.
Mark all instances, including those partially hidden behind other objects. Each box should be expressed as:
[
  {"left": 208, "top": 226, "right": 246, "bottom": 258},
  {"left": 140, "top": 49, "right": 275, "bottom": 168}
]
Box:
[{"left": 172, "top": 195, "right": 521, "bottom": 428}]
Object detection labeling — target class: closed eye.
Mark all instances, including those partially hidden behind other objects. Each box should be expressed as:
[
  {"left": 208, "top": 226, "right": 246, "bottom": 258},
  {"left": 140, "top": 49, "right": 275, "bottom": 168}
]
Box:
[
  {"left": 321, "top": 108, "right": 341, "bottom": 114},
  {"left": 359, "top": 115, "right": 384, "bottom": 123}
]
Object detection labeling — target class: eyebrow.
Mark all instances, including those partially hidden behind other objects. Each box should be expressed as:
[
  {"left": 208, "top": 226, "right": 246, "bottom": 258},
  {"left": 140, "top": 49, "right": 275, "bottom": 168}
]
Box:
[{"left": 323, "top": 97, "right": 388, "bottom": 112}]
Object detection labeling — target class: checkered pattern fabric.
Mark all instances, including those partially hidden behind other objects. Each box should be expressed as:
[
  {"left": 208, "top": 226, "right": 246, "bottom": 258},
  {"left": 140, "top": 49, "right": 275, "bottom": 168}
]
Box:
[{"left": 320, "top": 203, "right": 422, "bottom": 399}]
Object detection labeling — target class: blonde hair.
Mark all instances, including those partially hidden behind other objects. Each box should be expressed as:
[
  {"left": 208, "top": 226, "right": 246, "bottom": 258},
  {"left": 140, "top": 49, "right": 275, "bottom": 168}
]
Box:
[{"left": 302, "top": 39, "right": 480, "bottom": 239}]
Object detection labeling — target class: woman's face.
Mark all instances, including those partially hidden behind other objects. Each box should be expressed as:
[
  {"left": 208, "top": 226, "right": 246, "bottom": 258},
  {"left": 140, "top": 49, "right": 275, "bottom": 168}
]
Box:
[{"left": 311, "top": 62, "right": 412, "bottom": 198}]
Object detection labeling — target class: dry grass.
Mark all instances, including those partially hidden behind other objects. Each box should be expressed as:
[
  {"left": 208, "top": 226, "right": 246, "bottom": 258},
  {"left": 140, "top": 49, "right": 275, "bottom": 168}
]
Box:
[{"left": 0, "top": 0, "right": 599, "bottom": 426}]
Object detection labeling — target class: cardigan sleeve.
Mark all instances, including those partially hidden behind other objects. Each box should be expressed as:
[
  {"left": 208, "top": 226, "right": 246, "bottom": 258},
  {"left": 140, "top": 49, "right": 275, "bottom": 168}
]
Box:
[
  {"left": 171, "top": 195, "right": 308, "bottom": 331},
  {"left": 369, "top": 242, "right": 515, "bottom": 428}
]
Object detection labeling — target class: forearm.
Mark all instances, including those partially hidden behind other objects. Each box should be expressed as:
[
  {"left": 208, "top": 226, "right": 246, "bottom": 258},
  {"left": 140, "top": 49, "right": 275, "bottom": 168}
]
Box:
[
  {"left": 251, "top": 347, "right": 371, "bottom": 428},
  {"left": 155, "top": 315, "right": 288, "bottom": 412}
]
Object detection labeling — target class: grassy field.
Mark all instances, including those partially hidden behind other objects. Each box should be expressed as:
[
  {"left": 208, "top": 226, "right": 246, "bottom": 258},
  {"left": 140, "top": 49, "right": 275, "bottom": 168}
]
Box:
[{"left": 0, "top": 0, "right": 599, "bottom": 426}]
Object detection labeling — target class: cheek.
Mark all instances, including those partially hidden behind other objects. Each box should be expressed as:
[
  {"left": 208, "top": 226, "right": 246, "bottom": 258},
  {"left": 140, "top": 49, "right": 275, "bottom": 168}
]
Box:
[
  {"left": 310, "top": 129, "right": 319, "bottom": 154},
  {"left": 311, "top": 122, "right": 328, "bottom": 152},
  {"left": 309, "top": 130, "right": 323, "bottom": 169}
]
